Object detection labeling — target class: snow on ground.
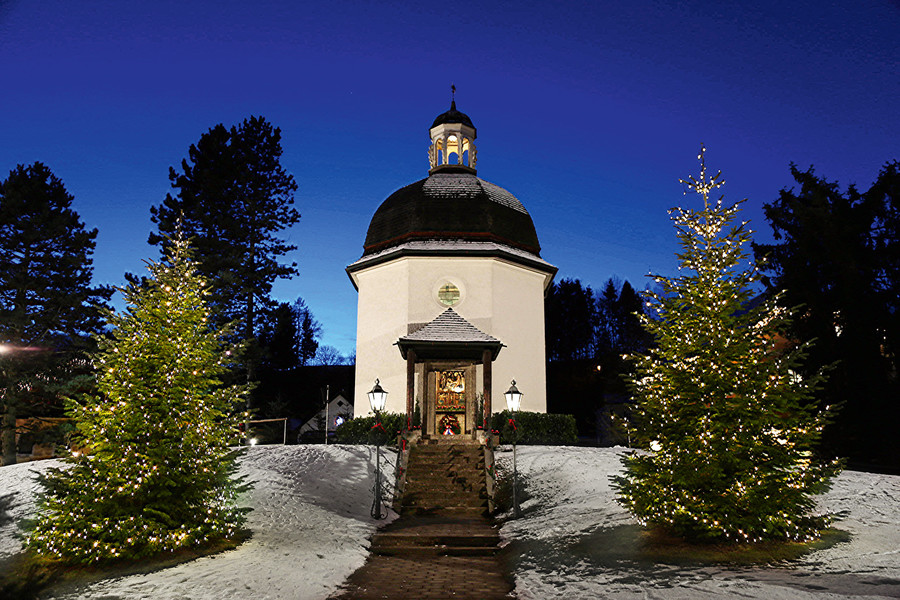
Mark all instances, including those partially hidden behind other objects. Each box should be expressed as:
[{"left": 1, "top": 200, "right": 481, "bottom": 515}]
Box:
[
  {"left": 1, "top": 445, "right": 899, "bottom": 599},
  {"left": 495, "top": 446, "right": 900, "bottom": 600},
  {"left": 0, "top": 445, "right": 398, "bottom": 600}
]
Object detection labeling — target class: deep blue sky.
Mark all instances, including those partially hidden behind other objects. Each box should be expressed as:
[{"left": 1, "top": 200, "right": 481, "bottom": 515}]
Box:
[{"left": 2, "top": 0, "right": 897, "bottom": 356}]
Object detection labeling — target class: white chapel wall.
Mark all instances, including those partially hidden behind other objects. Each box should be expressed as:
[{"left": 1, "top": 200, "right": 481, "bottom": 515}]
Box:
[
  {"left": 353, "top": 254, "right": 549, "bottom": 417},
  {"left": 353, "top": 260, "right": 410, "bottom": 417}
]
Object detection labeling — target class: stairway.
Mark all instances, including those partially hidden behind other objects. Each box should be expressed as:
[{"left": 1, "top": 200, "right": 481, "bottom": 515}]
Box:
[
  {"left": 331, "top": 439, "right": 513, "bottom": 599},
  {"left": 368, "top": 440, "right": 498, "bottom": 558},
  {"left": 370, "top": 514, "right": 499, "bottom": 557},
  {"left": 398, "top": 441, "right": 490, "bottom": 516}
]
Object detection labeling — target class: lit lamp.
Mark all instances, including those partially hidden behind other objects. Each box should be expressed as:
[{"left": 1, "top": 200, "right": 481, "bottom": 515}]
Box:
[
  {"left": 368, "top": 378, "right": 388, "bottom": 413},
  {"left": 368, "top": 379, "right": 388, "bottom": 519},
  {"left": 504, "top": 380, "right": 522, "bottom": 517},
  {"left": 504, "top": 380, "right": 522, "bottom": 413}
]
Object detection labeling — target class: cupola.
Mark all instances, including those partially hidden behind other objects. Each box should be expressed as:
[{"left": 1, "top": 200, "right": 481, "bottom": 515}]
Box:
[{"left": 428, "top": 95, "right": 477, "bottom": 174}]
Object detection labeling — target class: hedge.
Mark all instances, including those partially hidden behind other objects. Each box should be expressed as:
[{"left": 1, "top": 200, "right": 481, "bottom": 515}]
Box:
[
  {"left": 491, "top": 411, "right": 578, "bottom": 446},
  {"left": 333, "top": 412, "right": 406, "bottom": 445},
  {"left": 333, "top": 410, "right": 578, "bottom": 446}
]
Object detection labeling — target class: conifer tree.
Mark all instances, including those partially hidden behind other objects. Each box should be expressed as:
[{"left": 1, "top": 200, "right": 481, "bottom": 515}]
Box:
[
  {"left": 149, "top": 116, "right": 300, "bottom": 342},
  {"left": 614, "top": 147, "right": 841, "bottom": 543},
  {"left": 29, "top": 230, "right": 249, "bottom": 564},
  {"left": 0, "top": 162, "right": 110, "bottom": 465}
]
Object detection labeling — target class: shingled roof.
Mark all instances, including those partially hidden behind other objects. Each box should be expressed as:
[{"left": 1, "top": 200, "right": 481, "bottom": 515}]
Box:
[
  {"left": 362, "top": 171, "right": 541, "bottom": 257},
  {"left": 396, "top": 308, "right": 503, "bottom": 360}
]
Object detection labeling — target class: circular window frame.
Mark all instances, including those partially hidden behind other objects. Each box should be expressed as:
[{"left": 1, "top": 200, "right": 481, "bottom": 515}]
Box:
[{"left": 433, "top": 279, "right": 465, "bottom": 308}]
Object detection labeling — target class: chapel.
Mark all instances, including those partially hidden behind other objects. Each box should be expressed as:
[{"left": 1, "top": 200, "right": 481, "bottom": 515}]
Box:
[{"left": 347, "top": 99, "right": 556, "bottom": 436}]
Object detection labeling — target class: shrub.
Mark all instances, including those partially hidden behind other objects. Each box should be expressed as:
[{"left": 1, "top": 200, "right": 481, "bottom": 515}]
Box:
[
  {"left": 491, "top": 411, "right": 578, "bottom": 445},
  {"left": 333, "top": 412, "right": 405, "bottom": 445}
]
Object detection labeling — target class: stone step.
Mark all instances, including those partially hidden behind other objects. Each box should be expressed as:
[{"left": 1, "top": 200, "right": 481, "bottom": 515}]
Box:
[
  {"left": 406, "top": 466, "right": 483, "bottom": 476},
  {"left": 408, "top": 456, "right": 483, "bottom": 465},
  {"left": 399, "top": 506, "right": 489, "bottom": 517},
  {"left": 409, "top": 452, "right": 482, "bottom": 460},
  {"left": 400, "top": 496, "right": 487, "bottom": 508},
  {"left": 404, "top": 480, "right": 485, "bottom": 491},
  {"left": 409, "top": 450, "right": 483, "bottom": 458},
  {"left": 372, "top": 545, "right": 498, "bottom": 557},
  {"left": 401, "top": 497, "right": 488, "bottom": 510},
  {"left": 406, "top": 481, "right": 484, "bottom": 490},
  {"left": 409, "top": 458, "right": 483, "bottom": 465},
  {"left": 401, "top": 488, "right": 488, "bottom": 500},
  {"left": 413, "top": 445, "right": 483, "bottom": 452},
  {"left": 417, "top": 437, "right": 482, "bottom": 446},
  {"left": 409, "top": 457, "right": 483, "bottom": 465},
  {"left": 405, "top": 471, "right": 485, "bottom": 481},
  {"left": 407, "top": 461, "right": 483, "bottom": 471},
  {"left": 373, "top": 532, "right": 497, "bottom": 549}
]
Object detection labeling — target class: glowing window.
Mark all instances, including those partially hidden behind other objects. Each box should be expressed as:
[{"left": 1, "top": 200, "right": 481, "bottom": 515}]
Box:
[{"left": 438, "top": 283, "right": 460, "bottom": 306}]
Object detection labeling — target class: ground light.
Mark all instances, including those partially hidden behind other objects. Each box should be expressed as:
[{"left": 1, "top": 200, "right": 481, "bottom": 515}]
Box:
[
  {"left": 367, "top": 379, "right": 388, "bottom": 519},
  {"left": 505, "top": 380, "right": 522, "bottom": 517}
]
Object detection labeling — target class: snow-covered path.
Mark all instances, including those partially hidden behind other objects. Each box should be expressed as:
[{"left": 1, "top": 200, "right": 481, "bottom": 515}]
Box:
[
  {"left": 496, "top": 446, "right": 900, "bottom": 599},
  {"left": 2, "top": 445, "right": 899, "bottom": 599}
]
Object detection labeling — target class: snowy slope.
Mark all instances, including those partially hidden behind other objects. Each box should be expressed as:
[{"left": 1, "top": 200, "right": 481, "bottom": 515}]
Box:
[
  {"left": 1, "top": 445, "right": 898, "bottom": 599},
  {"left": 1, "top": 445, "right": 398, "bottom": 600},
  {"left": 496, "top": 446, "right": 900, "bottom": 599}
]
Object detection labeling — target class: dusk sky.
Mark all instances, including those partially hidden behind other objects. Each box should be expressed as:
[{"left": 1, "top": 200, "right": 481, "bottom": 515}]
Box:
[{"left": 1, "top": 0, "right": 897, "bottom": 356}]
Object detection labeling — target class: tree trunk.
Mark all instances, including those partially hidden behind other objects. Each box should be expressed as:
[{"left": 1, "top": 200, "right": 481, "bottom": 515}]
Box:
[{"left": 1, "top": 407, "right": 17, "bottom": 466}]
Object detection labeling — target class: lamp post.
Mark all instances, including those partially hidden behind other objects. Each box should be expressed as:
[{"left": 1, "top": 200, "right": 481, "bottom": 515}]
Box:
[
  {"left": 504, "top": 380, "right": 522, "bottom": 517},
  {"left": 368, "top": 378, "right": 388, "bottom": 520}
]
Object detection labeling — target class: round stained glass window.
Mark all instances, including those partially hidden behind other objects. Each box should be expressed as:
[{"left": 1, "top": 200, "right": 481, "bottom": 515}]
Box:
[{"left": 437, "top": 283, "right": 460, "bottom": 306}]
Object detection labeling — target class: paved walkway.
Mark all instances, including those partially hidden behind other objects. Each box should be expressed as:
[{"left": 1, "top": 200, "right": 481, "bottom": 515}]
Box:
[{"left": 329, "top": 513, "right": 515, "bottom": 600}]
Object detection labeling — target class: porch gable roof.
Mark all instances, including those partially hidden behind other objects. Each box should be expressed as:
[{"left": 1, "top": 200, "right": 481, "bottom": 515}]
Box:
[{"left": 396, "top": 308, "right": 503, "bottom": 360}]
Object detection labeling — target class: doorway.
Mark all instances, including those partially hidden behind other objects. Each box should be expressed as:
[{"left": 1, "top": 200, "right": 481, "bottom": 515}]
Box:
[{"left": 424, "top": 363, "right": 476, "bottom": 437}]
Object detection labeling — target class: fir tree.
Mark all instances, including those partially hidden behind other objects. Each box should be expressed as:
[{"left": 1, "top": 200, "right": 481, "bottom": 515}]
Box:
[
  {"left": 753, "top": 161, "right": 900, "bottom": 467},
  {"left": 0, "top": 162, "right": 110, "bottom": 465},
  {"left": 614, "top": 147, "right": 841, "bottom": 543},
  {"left": 149, "top": 116, "right": 300, "bottom": 343},
  {"left": 28, "top": 230, "right": 249, "bottom": 564}
]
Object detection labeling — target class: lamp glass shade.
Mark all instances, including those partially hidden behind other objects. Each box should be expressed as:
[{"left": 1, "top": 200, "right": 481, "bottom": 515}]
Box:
[
  {"left": 504, "top": 380, "right": 522, "bottom": 413},
  {"left": 368, "top": 379, "right": 388, "bottom": 412}
]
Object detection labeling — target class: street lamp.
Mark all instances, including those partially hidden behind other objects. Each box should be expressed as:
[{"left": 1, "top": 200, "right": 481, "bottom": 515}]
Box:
[
  {"left": 505, "top": 380, "right": 522, "bottom": 517},
  {"left": 368, "top": 379, "right": 388, "bottom": 519}
]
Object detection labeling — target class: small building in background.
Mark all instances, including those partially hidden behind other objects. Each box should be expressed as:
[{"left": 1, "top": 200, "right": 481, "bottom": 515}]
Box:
[{"left": 296, "top": 393, "right": 354, "bottom": 441}]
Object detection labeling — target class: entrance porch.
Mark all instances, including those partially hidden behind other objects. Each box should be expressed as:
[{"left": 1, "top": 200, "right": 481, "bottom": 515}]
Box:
[{"left": 396, "top": 308, "right": 503, "bottom": 440}]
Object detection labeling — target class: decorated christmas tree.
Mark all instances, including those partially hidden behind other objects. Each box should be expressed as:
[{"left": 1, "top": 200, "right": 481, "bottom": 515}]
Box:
[
  {"left": 614, "top": 147, "right": 841, "bottom": 543},
  {"left": 29, "top": 229, "right": 250, "bottom": 563}
]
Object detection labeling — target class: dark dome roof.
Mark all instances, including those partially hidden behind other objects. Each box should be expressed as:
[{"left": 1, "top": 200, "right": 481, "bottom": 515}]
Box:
[
  {"left": 430, "top": 100, "right": 476, "bottom": 132},
  {"left": 363, "top": 170, "right": 541, "bottom": 256}
]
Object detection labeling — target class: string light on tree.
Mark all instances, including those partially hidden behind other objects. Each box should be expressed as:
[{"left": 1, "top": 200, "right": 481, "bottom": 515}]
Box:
[
  {"left": 28, "top": 224, "right": 250, "bottom": 564},
  {"left": 613, "top": 146, "right": 842, "bottom": 543}
]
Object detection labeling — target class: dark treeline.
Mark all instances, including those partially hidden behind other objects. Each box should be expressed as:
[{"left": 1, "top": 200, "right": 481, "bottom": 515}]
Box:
[
  {"left": 545, "top": 277, "right": 651, "bottom": 362},
  {"left": 544, "top": 277, "right": 652, "bottom": 444}
]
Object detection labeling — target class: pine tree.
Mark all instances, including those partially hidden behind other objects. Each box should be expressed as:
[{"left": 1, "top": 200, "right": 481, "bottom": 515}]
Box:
[
  {"left": 259, "top": 302, "right": 302, "bottom": 371},
  {"left": 614, "top": 147, "right": 841, "bottom": 543},
  {"left": 295, "top": 298, "right": 322, "bottom": 366},
  {"left": 28, "top": 230, "right": 249, "bottom": 564},
  {"left": 0, "top": 162, "right": 110, "bottom": 465},
  {"left": 753, "top": 161, "right": 900, "bottom": 467},
  {"left": 149, "top": 116, "right": 300, "bottom": 343}
]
